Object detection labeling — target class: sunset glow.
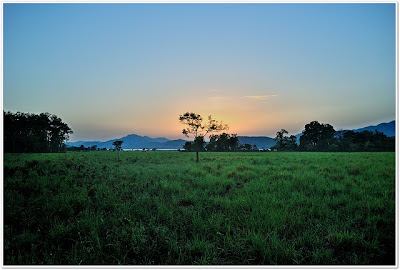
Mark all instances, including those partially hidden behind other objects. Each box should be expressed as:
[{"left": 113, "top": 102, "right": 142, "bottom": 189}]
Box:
[{"left": 3, "top": 3, "right": 396, "bottom": 141}]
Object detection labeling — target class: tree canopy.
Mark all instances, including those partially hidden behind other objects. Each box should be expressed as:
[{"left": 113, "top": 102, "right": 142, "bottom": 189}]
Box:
[
  {"left": 299, "top": 121, "right": 335, "bottom": 151},
  {"left": 112, "top": 141, "right": 124, "bottom": 151},
  {"left": 179, "top": 112, "right": 228, "bottom": 138},
  {"left": 336, "top": 130, "right": 394, "bottom": 152},
  {"left": 4, "top": 111, "right": 73, "bottom": 153},
  {"left": 206, "top": 133, "right": 239, "bottom": 152},
  {"left": 179, "top": 112, "right": 228, "bottom": 162},
  {"left": 270, "top": 121, "right": 394, "bottom": 152}
]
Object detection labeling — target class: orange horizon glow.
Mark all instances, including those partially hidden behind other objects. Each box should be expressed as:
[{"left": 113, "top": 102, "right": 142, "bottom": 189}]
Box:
[{"left": 4, "top": 4, "right": 395, "bottom": 142}]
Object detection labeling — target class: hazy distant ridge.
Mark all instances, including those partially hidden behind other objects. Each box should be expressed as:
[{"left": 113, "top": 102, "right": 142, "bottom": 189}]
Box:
[
  {"left": 351, "top": 120, "right": 395, "bottom": 137},
  {"left": 67, "top": 120, "right": 395, "bottom": 149},
  {"left": 237, "top": 136, "right": 276, "bottom": 149},
  {"left": 67, "top": 135, "right": 275, "bottom": 150},
  {"left": 67, "top": 134, "right": 177, "bottom": 149}
]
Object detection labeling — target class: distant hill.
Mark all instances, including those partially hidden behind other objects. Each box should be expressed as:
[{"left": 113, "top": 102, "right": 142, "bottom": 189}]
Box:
[
  {"left": 67, "top": 120, "right": 395, "bottom": 150},
  {"left": 154, "top": 139, "right": 188, "bottom": 149},
  {"left": 237, "top": 136, "right": 276, "bottom": 150},
  {"left": 67, "top": 134, "right": 277, "bottom": 150},
  {"left": 67, "top": 134, "right": 182, "bottom": 149},
  {"left": 352, "top": 120, "right": 395, "bottom": 137}
]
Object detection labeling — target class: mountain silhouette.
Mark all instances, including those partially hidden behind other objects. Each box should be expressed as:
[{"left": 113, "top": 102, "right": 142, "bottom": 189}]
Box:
[
  {"left": 67, "top": 134, "right": 178, "bottom": 149},
  {"left": 352, "top": 120, "right": 395, "bottom": 137},
  {"left": 67, "top": 120, "right": 395, "bottom": 150}
]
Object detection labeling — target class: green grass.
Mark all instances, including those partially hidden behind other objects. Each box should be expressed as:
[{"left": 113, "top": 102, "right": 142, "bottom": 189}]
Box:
[{"left": 4, "top": 151, "right": 395, "bottom": 265}]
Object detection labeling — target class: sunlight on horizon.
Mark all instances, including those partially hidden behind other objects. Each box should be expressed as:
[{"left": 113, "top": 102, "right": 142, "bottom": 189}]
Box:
[{"left": 3, "top": 3, "right": 396, "bottom": 142}]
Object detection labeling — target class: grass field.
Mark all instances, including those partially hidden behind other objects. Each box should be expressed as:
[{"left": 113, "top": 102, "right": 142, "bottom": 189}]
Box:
[{"left": 3, "top": 151, "right": 396, "bottom": 265}]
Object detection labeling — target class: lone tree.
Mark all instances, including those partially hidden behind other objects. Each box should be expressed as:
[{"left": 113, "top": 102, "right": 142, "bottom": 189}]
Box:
[
  {"left": 112, "top": 140, "right": 123, "bottom": 160},
  {"left": 179, "top": 112, "right": 228, "bottom": 162}
]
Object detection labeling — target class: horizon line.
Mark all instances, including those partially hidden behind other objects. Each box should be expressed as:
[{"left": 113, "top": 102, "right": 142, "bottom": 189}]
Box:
[{"left": 67, "top": 119, "right": 395, "bottom": 143}]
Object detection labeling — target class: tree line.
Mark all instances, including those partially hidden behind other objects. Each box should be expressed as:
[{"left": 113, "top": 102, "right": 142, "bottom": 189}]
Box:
[
  {"left": 67, "top": 145, "right": 108, "bottom": 152},
  {"left": 4, "top": 111, "right": 73, "bottom": 153},
  {"left": 4, "top": 110, "right": 394, "bottom": 154},
  {"left": 182, "top": 133, "right": 260, "bottom": 152},
  {"left": 178, "top": 113, "right": 395, "bottom": 159},
  {"left": 273, "top": 120, "right": 395, "bottom": 152}
]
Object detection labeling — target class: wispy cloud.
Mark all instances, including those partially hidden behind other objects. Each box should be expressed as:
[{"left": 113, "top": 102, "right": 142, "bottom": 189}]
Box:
[
  {"left": 209, "top": 96, "right": 229, "bottom": 101},
  {"left": 208, "top": 89, "right": 225, "bottom": 93},
  {"left": 243, "top": 94, "right": 278, "bottom": 100}
]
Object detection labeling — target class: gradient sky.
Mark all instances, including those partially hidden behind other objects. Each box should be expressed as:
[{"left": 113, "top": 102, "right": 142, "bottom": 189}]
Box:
[{"left": 3, "top": 3, "right": 396, "bottom": 141}]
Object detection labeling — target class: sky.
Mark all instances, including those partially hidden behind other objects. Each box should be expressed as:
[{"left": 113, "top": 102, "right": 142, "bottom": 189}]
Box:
[{"left": 3, "top": 3, "right": 397, "bottom": 141}]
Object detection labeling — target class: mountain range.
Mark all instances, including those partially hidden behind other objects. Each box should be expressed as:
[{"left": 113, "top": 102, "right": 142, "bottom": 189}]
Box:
[
  {"left": 67, "top": 134, "right": 188, "bottom": 150},
  {"left": 351, "top": 120, "right": 395, "bottom": 137},
  {"left": 67, "top": 120, "right": 395, "bottom": 150},
  {"left": 67, "top": 134, "right": 276, "bottom": 150}
]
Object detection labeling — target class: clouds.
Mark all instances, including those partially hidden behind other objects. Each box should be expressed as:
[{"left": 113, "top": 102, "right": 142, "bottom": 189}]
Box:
[
  {"left": 206, "top": 93, "right": 279, "bottom": 102},
  {"left": 243, "top": 94, "right": 278, "bottom": 100},
  {"left": 208, "top": 89, "right": 225, "bottom": 93}
]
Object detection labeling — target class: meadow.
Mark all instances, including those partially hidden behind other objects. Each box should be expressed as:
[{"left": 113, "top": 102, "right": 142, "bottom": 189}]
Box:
[{"left": 3, "top": 151, "right": 396, "bottom": 265}]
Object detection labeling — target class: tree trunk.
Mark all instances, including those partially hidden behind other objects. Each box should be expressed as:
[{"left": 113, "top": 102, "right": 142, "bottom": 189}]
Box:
[{"left": 196, "top": 151, "right": 199, "bottom": 163}]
